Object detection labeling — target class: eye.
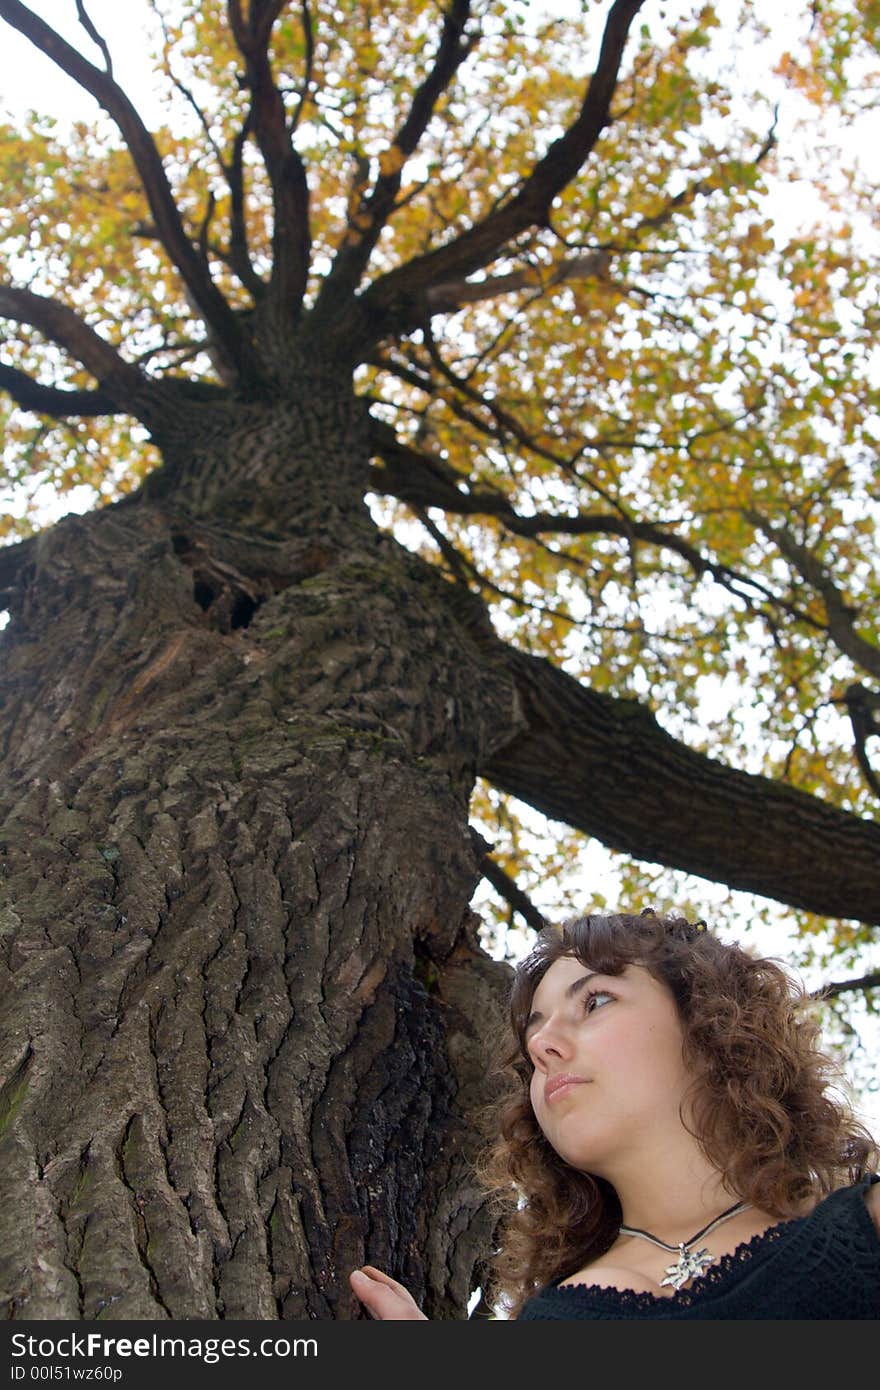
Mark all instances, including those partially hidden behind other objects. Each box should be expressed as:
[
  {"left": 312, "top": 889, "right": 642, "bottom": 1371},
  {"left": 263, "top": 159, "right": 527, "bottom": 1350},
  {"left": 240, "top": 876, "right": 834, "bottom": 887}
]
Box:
[{"left": 583, "top": 989, "right": 614, "bottom": 1014}]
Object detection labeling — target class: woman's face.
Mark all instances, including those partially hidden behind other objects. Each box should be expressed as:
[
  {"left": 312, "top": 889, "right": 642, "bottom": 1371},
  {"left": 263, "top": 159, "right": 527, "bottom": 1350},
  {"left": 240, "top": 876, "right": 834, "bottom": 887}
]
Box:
[{"left": 526, "top": 954, "right": 695, "bottom": 1175}]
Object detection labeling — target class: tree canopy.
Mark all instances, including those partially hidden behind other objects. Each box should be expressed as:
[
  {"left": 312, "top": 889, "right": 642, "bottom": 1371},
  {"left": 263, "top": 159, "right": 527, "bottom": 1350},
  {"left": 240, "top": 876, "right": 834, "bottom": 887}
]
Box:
[{"left": 1, "top": 0, "right": 879, "bottom": 1086}]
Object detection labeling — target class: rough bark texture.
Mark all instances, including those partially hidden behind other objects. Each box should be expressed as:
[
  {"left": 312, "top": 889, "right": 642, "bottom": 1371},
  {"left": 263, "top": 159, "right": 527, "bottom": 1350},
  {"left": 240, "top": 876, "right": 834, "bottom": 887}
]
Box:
[
  {"left": 2, "top": 0, "right": 877, "bottom": 1327},
  {"left": 3, "top": 374, "right": 878, "bottom": 1323},
  {"left": 0, "top": 386, "right": 520, "bottom": 1319},
  {"left": 482, "top": 647, "right": 880, "bottom": 925}
]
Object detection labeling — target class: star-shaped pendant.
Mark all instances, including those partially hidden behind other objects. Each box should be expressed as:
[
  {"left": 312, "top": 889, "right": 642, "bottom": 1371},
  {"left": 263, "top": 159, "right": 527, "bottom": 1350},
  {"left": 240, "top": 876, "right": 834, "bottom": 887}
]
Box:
[{"left": 659, "top": 1244, "right": 716, "bottom": 1290}]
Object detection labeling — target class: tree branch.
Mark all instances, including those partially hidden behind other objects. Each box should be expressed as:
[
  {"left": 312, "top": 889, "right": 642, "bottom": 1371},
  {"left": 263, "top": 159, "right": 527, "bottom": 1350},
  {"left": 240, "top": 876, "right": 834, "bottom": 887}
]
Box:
[
  {"left": 0, "top": 285, "right": 144, "bottom": 404},
  {"left": 478, "top": 854, "right": 547, "bottom": 932},
  {"left": 812, "top": 970, "right": 880, "bottom": 1001},
  {"left": 425, "top": 249, "right": 612, "bottom": 314},
  {"left": 842, "top": 683, "right": 880, "bottom": 800},
  {"left": 147, "top": 0, "right": 264, "bottom": 301},
  {"left": 372, "top": 342, "right": 632, "bottom": 513},
  {"left": 228, "top": 0, "right": 310, "bottom": 326},
  {"left": 227, "top": 112, "right": 266, "bottom": 300},
  {"left": 311, "top": 0, "right": 474, "bottom": 330},
  {"left": 289, "top": 0, "right": 315, "bottom": 134},
  {"left": 366, "top": 416, "right": 827, "bottom": 628},
  {"left": 475, "top": 640, "right": 880, "bottom": 926},
  {"left": 358, "top": 0, "right": 648, "bottom": 341},
  {"left": 0, "top": 362, "right": 121, "bottom": 417},
  {"left": 0, "top": 0, "right": 256, "bottom": 383},
  {"left": 596, "top": 111, "right": 777, "bottom": 254},
  {"left": 750, "top": 512, "right": 880, "bottom": 681},
  {"left": 75, "top": 0, "right": 112, "bottom": 76}
]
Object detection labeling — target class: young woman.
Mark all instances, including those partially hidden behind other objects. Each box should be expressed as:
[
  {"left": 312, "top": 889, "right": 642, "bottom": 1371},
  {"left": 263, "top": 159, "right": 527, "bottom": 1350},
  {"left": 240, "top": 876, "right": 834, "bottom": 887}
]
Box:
[{"left": 349, "top": 909, "right": 880, "bottom": 1319}]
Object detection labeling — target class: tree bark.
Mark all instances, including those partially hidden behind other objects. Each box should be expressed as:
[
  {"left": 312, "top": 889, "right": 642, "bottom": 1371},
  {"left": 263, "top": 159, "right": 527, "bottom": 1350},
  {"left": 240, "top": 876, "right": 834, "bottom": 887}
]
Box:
[
  {"left": 0, "top": 387, "right": 518, "bottom": 1319},
  {"left": 480, "top": 647, "right": 880, "bottom": 926},
  {"left": 2, "top": 379, "right": 878, "bottom": 1322}
]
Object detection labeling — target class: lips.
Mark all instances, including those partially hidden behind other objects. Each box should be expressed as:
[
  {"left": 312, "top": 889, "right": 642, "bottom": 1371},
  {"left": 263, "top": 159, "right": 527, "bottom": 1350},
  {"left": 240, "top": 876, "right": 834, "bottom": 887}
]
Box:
[{"left": 544, "top": 1073, "right": 588, "bottom": 1104}]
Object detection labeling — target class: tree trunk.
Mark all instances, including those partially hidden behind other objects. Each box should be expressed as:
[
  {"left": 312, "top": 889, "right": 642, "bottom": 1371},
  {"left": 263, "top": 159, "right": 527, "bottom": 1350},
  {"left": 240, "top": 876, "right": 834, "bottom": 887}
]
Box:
[{"left": 0, "top": 386, "right": 518, "bottom": 1319}]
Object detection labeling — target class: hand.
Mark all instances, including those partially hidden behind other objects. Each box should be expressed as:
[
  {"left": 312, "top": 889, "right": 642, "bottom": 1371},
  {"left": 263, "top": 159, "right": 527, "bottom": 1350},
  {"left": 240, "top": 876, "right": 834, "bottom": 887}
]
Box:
[{"left": 349, "top": 1265, "right": 429, "bottom": 1319}]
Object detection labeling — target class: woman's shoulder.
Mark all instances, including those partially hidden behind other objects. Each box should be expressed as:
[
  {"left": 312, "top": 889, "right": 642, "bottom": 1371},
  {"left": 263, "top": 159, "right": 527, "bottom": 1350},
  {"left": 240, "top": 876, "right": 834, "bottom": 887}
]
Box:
[
  {"left": 796, "top": 1171, "right": 880, "bottom": 1256},
  {"left": 780, "top": 1172, "right": 879, "bottom": 1236},
  {"left": 554, "top": 1174, "right": 880, "bottom": 1300},
  {"left": 818, "top": 1171, "right": 880, "bottom": 1215},
  {"left": 861, "top": 1173, "right": 880, "bottom": 1237}
]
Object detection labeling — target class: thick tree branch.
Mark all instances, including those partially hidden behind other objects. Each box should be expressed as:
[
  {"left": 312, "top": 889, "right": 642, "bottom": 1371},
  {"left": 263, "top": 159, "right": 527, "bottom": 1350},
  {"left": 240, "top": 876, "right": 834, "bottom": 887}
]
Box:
[
  {"left": 750, "top": 512, "right": 880, "bottom": 681},
  {"left": 0, "top": 0, "right": 256, "bottom": 382},
  {"left": 311, "top": 0, "right": 474, "bottom": 330},
  {"left": 377, "top": 34, "right": 774, "bottom": 338},
  {"left": 368, "top": 416, "right": 477, "bottom": 500},
  {"left": 358, "top": 0, "right": 648, "bottom": 340},
  {"left": 0, "top": 285, "right": 144, "bottom": 404},
  {"left": 0, "top": 363, "right": 120, "bottom": 417},
  {"left": 228, "top": 0, "right": 310, "bottom": 324},
  {"left": 0, "top": 320, "right": 230, "bottom": 426},
  {"left": 476, "top": 640, "right": 880, "bottom": 926}
]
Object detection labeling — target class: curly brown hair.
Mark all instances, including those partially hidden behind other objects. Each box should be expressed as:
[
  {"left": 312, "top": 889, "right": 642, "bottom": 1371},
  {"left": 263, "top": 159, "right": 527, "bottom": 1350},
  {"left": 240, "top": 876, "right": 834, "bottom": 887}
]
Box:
[{"left": 472, "top": 909, "right": 878, "bottom": 1319}]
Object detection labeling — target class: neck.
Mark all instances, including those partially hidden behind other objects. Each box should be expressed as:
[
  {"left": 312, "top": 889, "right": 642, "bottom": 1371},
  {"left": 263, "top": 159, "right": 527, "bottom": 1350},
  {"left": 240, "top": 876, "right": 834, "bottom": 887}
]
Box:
[{"left": 604, "top": 1136, "right": 740, "bottom": 1240}]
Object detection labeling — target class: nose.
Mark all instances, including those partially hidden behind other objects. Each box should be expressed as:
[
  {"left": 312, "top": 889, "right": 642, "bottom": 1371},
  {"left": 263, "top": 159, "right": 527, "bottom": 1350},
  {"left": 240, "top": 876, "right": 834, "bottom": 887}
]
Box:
[{"left": 528, "top": 1013, "right": 575, "bottom": 1068}]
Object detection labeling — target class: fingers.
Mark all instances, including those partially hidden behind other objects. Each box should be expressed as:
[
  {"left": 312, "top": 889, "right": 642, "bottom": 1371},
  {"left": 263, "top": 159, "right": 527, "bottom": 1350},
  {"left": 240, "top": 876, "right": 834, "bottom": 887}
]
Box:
[
  {"left": 349, "top": 1267, "right": 428, "bottom": 1320},
  {"left": 349, "top": 1269, "right": 402, "bottom": 1319},
  {"left": 358, "top": 1265, "right": 411, "bottom": 1293}
]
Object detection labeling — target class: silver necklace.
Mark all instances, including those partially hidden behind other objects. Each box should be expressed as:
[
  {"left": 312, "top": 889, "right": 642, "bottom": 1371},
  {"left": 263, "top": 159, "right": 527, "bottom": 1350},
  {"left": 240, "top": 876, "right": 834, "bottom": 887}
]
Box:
[{"left": 618, "top": 1199, "right": 751, "bottom": 1291}]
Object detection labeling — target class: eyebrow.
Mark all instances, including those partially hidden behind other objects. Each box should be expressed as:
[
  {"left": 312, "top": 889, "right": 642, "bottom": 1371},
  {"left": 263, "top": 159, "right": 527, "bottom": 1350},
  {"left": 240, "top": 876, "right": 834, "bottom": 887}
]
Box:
[{"left": 524, "top": 971, "right": 602, "bottom": 1038}]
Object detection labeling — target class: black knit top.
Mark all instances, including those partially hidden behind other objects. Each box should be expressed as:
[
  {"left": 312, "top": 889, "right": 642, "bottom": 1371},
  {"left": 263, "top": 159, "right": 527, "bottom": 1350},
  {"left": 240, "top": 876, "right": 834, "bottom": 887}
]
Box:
[{"left": 517, "top": 1174, "right": 880, "bottom": 1319}]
